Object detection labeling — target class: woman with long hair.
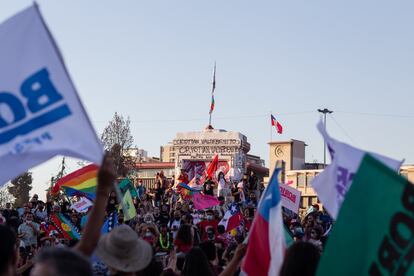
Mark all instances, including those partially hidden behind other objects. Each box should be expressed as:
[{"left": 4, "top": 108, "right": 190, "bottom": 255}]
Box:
[{"left": 217, "top": 171, "right": 227, "bottom": 198}]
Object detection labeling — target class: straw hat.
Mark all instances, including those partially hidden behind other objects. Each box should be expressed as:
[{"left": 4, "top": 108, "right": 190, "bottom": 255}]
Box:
[{"left": 95, "top": 224, "right": 152, "bottom": 273}]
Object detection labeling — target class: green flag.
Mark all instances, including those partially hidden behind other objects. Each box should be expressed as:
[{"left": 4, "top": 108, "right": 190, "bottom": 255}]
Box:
[
  {"left": 284, "top": 225, "right": 294, "bottom": 248},
  {"left": 122, "top": 189, "right": 137, "bottom": 221},
  {"left": 118, "top": 178, "right": 137, "bottom": 198},
  {"left": 317, "top": 154, "right": 414, "bottom": 275}
]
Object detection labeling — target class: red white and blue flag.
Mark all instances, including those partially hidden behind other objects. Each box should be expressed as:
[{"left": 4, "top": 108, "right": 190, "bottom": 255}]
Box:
[
  {"left": 271, "top": 114, "right": 283, "bottom": 134},
  {"left": 218, "top": 203, "right": 242, "bottom": 232},
  {"left": 242, "top": 168, "right": 286, "bottom": 276}
]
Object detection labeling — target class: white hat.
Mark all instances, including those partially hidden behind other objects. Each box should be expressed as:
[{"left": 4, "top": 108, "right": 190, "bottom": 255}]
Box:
[{"left": 95, "top": 225, "right": 152, "bottom": 273}]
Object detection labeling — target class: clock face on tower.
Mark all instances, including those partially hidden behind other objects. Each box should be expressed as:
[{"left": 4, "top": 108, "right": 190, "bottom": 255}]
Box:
[{"left": 274, "top": 145, "right": 284, "bottom": 158}]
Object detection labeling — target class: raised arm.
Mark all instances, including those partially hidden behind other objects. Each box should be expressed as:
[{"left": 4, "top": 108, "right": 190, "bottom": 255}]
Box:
[
  {"left": 75, "top": 154, "right": 116, "bottom": 256},
  {"left": 219, "top": 244, "right": 247, "bottom": 276}
]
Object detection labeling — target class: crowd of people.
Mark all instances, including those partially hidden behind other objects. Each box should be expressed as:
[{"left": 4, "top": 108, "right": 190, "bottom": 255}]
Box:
[{"left": 0, "top": 156, "right": 332, "bottom": 276}]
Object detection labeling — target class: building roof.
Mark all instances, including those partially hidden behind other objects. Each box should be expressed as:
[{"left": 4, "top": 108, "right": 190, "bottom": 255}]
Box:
[
  {"left": 268, "top": 139, "right": 306, "bottom": 145},
  {"left": 246, "top": 162, "right": 269, "bottom": 174},
  {"left": 136, "top": 162, "right": 175, "bottom": 169}
]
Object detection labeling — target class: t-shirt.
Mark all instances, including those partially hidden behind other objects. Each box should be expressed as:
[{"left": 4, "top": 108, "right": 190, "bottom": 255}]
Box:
[
  {"left": 168, "top": 219, "right": 181, "bottom": 239},
  {"left": 218, "top": 179, "right": 226, "bottom": 190},
  {"left": 197, "top": 220, "right": 219, "bottom": 241},
  {"left": 155, "top": 188, "right": 164, "bottom": 202},
  {"left": 18, "top": 221, "right": 40, "bottom": 247},
  {"left": 232, "top": 187, "right": 241, "bottom": 202},
  {"left": 159, "top": 212, "right": 170, "bottom": 225},
  {"left": 247, "top": 175, "right": 258, "bottom": 191},
  {"left": 34, "top": 210, "right": 48, "bottom": 221},
  {"left": 106, "top": 197, "right": 118, "bottom": 213}
]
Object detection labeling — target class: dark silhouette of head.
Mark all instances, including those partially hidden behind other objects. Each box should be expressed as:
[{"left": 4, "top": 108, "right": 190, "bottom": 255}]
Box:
[
  {"left": 182, "top": 247, "right": 214, "bottom": 276},
  {"left": 280, "top": 241, "right": 321, "bottom": 276}
]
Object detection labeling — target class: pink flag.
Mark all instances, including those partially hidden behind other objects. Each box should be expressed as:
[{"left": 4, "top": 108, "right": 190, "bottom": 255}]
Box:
[{"left": 193, "top": 193, "right": 220, "bottom": 210}]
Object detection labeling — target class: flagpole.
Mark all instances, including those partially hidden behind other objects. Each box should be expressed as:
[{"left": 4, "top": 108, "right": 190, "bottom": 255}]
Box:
[
  {"left": 208, "top": 62, "right": 216, "bottom": 127},
  {"left": 270, "top": 111, "right": 273, "bottom": 142}
]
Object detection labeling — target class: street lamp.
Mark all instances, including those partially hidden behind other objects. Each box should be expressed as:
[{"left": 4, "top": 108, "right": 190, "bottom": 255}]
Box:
[{"left": 317, "top": 108, "right": 333, "bottom": 167}]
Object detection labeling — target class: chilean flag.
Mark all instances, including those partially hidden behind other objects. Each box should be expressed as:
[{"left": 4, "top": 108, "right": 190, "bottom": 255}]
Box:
[
  {"left": 241, "top": 168, "right": 285, "bottom": 276},
  {"left": 271, "top": 114, "right": 283, "bottom": 134},
  {"left": 218, "top": 203, "right": 242, "bottom": 232}
]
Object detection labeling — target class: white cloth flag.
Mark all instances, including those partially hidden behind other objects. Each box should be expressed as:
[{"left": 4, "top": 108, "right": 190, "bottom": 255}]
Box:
[
  {"left": 70, "top": 197, "right": 93, "bottom": 213},
  {"left": 311, "top": 121, "right": 402, "bottom": 219},
  {"left": 0, "top": 5, "right": 103, "bottom": 186}
]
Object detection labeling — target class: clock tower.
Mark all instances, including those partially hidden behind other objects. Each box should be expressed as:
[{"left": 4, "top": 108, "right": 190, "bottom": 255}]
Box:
[{"left": 269, "top": 139, "right": 305, "bottom": 174}]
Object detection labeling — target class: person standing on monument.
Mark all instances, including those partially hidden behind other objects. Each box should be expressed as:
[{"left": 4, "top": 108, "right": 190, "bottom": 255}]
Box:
[{"left": 217, "top": 171, "right": 228, "bottom": 198}]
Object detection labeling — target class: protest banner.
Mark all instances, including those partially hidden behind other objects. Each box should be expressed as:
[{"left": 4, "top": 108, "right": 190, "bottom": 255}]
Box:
[
  {"left": 279, "top": 183, "right": 301, "bottom": 214},
  {"left": 317, "top": 154, "right": 414, "bottom": 275},
  {"left": 311, "top": 121, "right": 402, "bottom": 219},
  {"left": 70, "top": 197, "right": 93, "bottom": 213},
  {"left": 0, "top": 4, "right": 102, "bottom": 187}
]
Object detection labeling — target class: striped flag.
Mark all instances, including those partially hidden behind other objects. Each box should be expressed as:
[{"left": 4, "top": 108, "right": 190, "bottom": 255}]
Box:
[
  {"left": 242, "top": 168, "right": 285, "bottom": 276},
  {"left": 209, "top": 63, "right": 216, "bottom": 114},
  {"left": 51, "top": 164, "right": 98, "bottom": 200},
  {"left": 49, "top": 213, "right": 81, "bottom": 240}
]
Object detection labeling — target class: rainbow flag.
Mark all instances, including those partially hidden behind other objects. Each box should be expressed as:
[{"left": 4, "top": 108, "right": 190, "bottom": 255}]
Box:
[
  {"left": 51, "top": 164, "right": 99, "bottom": 199},
  {"left": 50, "top": 213, "right": 81, "bottom": 240}
]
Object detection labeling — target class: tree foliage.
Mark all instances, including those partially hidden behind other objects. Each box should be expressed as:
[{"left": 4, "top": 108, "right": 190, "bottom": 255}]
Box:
[
  {"left": 8, "top": 172, "right": 33, "bottom": 207},
  {"left": 101, "top": 112, "right": 135, "bottom": 177},
  {"left": 0, "top": 186, "right": 13, "bottom": 208}
]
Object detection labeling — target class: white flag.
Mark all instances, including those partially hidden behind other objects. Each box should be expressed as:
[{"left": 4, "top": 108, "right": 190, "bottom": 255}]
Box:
[
  {"left": 0, "top": 5, "right": 103, "bottom": 186},
  {"left": 70, "top": 197, "right": 93, "bottom": 213},
  {"left": 311, "top": 121, "right": 402, "bottom": 219}
]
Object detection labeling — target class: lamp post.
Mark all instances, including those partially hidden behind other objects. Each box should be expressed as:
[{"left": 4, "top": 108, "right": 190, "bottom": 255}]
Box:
[{"left": 317, "top": 108, "right": 333, "bottom": 167}]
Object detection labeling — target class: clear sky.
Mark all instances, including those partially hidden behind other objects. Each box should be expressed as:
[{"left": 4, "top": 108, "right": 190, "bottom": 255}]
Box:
[{"left": 2, "top": 1, "right": 414, "bottom": 200}]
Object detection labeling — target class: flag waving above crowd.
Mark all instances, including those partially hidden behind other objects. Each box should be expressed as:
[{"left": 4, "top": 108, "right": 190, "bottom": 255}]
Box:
[
  {"left": 51, "top": 164, "right": 98, "bottom": 199},
  {"left": 271, "top": 114, "right": 283, "bottom": 134},
  {"left": 0, "top": 4, "right": 102, "bottom": 187},
  {"left": 242, "top": 168, "right": 285, "bottom": 276},
  {"left": 317, "top": 155, "right": 414, "bottom": 275},
  {"left": 311, "top": 121, "right": 402, "bottom": 219}
]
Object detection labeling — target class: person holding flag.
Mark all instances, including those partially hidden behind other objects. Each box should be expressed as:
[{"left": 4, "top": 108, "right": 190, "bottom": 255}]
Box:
[{"left": 241, "top": 168, "right": 286, "bottom": 276}]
